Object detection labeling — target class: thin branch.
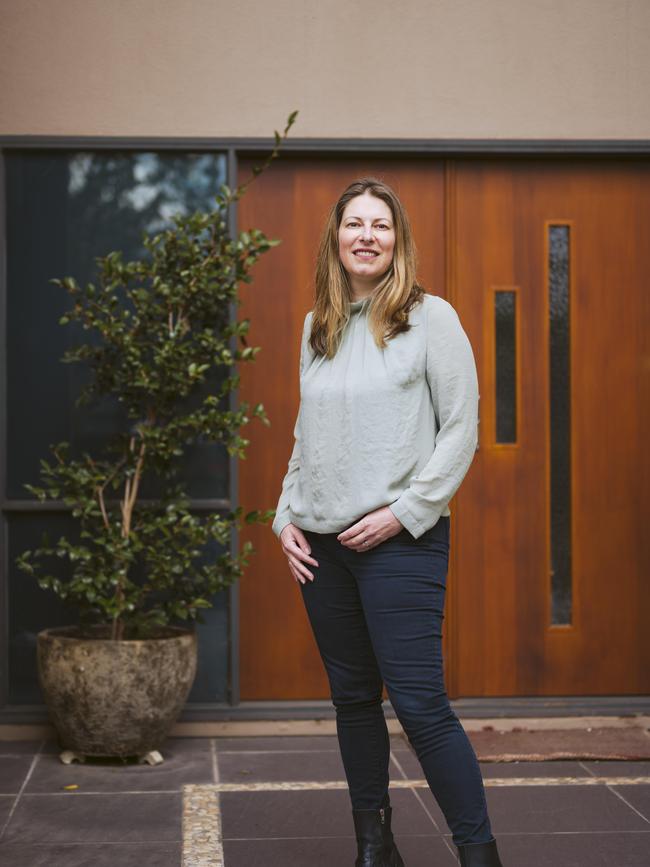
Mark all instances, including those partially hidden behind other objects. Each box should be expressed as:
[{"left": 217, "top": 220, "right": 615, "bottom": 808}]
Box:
[
  {"left": 96, "top": 486, "right": 109, "bottom": 528},
  {"left": 87, "top": 453, "right": 127, "bottom": 531}
]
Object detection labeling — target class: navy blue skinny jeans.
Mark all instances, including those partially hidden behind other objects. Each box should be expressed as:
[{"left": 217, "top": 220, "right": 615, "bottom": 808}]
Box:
[{"left": 299, "top": 516, "right": 493, "bottom": 847}]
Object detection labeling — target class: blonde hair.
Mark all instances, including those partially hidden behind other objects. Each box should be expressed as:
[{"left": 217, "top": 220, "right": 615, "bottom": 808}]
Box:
[{"left": 310, "top": 176, "right": 425, "bottom": 358}]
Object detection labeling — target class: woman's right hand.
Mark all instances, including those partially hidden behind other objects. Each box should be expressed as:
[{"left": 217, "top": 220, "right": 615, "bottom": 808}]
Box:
[{"left": 279, "top": 524, "right": 319, "bottom": 585}]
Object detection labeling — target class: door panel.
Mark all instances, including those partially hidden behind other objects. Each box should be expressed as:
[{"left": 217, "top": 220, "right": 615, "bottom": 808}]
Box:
[
  {"left": 451, "top": 160, "right": 650, "bottom": 695},
  {"left": 237, "top": 157, "right": 445, "bottom": 699},
  {"left": 237, "top": 155, "right": 650, "bottom": 700}
]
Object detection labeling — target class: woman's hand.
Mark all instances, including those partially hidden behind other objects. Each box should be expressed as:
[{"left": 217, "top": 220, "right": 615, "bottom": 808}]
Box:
[
  {"left": 337, "top": 506, "right": 405, "bottom": 552},
  {"left": 279, "top": 523, "right": 319, "bottom": 584}
]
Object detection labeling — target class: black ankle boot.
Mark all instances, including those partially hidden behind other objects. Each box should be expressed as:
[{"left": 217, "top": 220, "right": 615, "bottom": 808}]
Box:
[
  {"left": 352, "top": 809, "right": 389, "bottom": 866},
  {"left": 457, "top": 836, "right": 504, "bottom": 866},
  {"left": 378, "top": 806, "right": 405, "bottom": 867}
]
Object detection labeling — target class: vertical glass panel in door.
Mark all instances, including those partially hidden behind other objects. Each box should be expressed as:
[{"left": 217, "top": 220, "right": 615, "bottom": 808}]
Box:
[
  {"left": 548, "top": 224, "right": 572, "bottom": 625},
  {"left": 495, "top": 290, "right": 517, "bottom": 443}
]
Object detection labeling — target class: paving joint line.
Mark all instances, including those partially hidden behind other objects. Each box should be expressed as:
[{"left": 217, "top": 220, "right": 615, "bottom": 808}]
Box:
[
  {"left": 184, "top": 775, "right": 650, "bottom": 792},
  {"left": 182, "top": 739, "right": 226, "bottom": 867}
]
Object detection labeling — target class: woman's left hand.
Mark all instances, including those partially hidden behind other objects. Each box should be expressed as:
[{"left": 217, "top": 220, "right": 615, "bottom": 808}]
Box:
[{"left": 337, "top": 506, "right": 405, "bottom": 552}]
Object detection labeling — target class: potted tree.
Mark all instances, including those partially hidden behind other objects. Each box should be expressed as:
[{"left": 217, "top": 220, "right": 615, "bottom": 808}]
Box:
[{"left": 15, "top": 111, "right": 298, "bottom": 764}]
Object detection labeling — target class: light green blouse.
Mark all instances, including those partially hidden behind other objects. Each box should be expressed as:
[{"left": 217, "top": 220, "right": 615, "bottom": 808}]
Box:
[{"left": 271, "top": 293, "right": 479, "bottom": 540}]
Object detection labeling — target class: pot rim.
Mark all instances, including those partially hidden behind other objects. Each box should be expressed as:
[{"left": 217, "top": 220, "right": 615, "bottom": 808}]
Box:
[{"left": 37, "top": 624, "right": 197, "bottom": 644}]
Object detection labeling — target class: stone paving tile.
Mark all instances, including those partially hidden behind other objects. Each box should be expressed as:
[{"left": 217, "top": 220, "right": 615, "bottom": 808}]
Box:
[
  {"left": 418, "top": 785, "right": 650, "bottom": 835},
  {"left": 39, "top": 735, "right": 213, "bottom": 757},
  {"left": 487, "top": 831, "right": 650, "bottom": 867},
  {"left": 397, "top": 835, "right": 467, "bottom": 866},
  {"left": 0, "top": 841, "right": 182, "bottom": 867},
  {"left": 24, "top": 741, "right": 214, "bottom": 793},
  {"left": 0, "top": 794, "right": 15, "bottom": 829},
  {"left": 220, "top": 787, "right": 437, "bottom": 840},
  {"left": 223, "top": 834, "right": 458, "bottom": 866},
  {"left": 0, "top": 741, "right": 43, "bottom": 756},
  {"left": 40, "top": 740, "right": 70, "bottom": 756},
  {"left": 213, "top": 735, "right": 340, "bottom": 752},
  {"left": 609, "top": 784, "right": 650, "bottom": 821},
  {"left": 217, "top": 748, "right": 348, "bottom": 784},
  {"left": 2, "top": 792, "right": 182, "bottom": 844},
  {"left": 402, "top": 785, "right": 448, "bottom": 828},
  {"left": 214, "top": 735, "right": 339, "bottom": 752},
  {"left": 162, "top": 737, "right": 221, "bottom": 755},
  {"left": 214, "top": 734, "right": 407, "bottom": 752},
  {"left": 0, "top": 756, "right": 35, "bottom": 794},
  {"left": 582, "top": 759, "right": 650, "bottom": 777}
]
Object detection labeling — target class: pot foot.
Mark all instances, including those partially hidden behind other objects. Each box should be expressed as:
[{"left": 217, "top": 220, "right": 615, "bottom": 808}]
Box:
[
  {"left": 139, "top": 749, "right": 164, "bottom": 766},
  {"left": 59, "top": 750, "right": 86, "bottom": 764}
]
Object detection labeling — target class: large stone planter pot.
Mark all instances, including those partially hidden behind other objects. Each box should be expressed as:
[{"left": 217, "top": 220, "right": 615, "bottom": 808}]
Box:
[{"left": 37, "top": 624, "right": 197, "bottom": 760}]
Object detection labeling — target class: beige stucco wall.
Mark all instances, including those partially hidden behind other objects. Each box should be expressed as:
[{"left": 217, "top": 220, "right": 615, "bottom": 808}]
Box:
[{"left": 1, "top": 0, "right": 648, "bottom": 139}]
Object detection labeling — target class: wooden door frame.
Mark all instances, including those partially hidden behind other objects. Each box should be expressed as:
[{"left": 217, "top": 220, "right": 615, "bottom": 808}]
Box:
[{"left": 1, "top": 135, "right": 649, "bottom": 724}]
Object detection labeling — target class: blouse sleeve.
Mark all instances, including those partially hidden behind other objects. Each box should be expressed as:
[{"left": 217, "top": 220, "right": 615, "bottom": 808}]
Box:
[
  {"left": 387, "top": 296, "right": 479, "bottom": 539},
  {"left": 271, "top": 312, "right": 312, "bottom": 538}
]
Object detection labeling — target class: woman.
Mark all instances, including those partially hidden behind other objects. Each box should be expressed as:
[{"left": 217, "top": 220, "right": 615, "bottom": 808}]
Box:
[{"left": 272, "top": 177, "right": 505, "bottom": 867}]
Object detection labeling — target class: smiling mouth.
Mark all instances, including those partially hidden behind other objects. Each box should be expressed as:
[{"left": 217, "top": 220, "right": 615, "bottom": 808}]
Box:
[{"left": 353, "top": 250, "right": 379, "bottom": 258}]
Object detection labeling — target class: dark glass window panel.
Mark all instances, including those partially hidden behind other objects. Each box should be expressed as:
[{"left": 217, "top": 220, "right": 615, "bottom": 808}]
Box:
[
  {"left": 4, "top": 150, "right": 233, "bottom": 707},
  {"left": 5, "top": 150, "right": 229, "bottom": 501},
  {"left": 549, "top": 225, "right": 572, "bottom": 625},
  {"left": 7, "top": 511, "right": 230, "bottom": 704},
  {"left": 495, "top": 290, "right": 517, "bottom": 442}
]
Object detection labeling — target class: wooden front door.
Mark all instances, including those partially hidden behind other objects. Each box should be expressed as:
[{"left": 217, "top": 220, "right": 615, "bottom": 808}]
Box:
[
  {"left": 449, "top": 159, "right": 650, "bottom": 697},
  {"left": 237, "top": 155, "right": 650, "bottom": 701}
]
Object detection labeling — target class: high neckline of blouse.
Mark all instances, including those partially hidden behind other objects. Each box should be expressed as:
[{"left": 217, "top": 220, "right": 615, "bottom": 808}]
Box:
[{"left": 349, "top": 295, "right": 373, "bottom": 312}]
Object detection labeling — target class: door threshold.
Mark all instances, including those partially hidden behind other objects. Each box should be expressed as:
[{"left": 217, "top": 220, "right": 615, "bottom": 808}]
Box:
[
  {"left": 2, "top": 696, "right": 648, "bottom": 738},
  {"left": 177, "top": 695, "right": 650, "bottom": 722}
]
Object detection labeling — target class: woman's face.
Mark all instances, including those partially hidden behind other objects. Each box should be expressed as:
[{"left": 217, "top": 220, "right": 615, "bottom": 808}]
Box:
[{"left": 338, "top": 192, "right": 396, "bottom": 292}]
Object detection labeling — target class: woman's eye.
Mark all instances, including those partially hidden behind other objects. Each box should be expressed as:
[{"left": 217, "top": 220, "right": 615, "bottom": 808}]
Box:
[{"left": 346, "top": 222, "right": 390, "bottom": 229}]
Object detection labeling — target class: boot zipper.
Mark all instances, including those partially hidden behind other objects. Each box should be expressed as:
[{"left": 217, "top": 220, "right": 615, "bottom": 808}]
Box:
[{"left": 379, "top": 807, "right": 385, "bottom": 824}]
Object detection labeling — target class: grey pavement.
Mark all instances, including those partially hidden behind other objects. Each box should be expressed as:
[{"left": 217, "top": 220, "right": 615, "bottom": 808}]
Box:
[{"left": 0, "top": 732, "right": 648, "bottom": 866}]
